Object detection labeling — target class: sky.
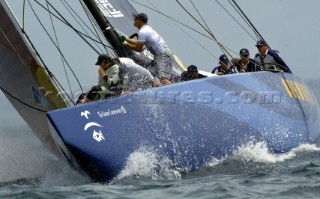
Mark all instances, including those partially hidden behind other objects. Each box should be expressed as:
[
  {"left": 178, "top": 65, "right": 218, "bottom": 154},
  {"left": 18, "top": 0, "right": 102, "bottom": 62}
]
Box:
[
  {"left": 1, "top": 0, "right": 320, "bottom": 127},
  {"left": 132, "top": 0, "right": 320, "bottom": 80}
]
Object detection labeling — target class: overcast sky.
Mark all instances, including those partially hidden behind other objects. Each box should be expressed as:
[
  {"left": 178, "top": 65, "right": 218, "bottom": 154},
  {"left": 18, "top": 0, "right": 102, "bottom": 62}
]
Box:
[
  {"left": 1, "top": 0, "right": 320, "bottom": 127},
  {"left": 132, "top": 0, "right": 320, "bottom": 80}
]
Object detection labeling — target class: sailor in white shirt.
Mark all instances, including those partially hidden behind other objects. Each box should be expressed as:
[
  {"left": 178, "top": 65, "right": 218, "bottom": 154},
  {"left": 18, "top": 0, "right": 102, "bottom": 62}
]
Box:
[{"left": 123, "top": 13, "right": 183, "bottom": 85}]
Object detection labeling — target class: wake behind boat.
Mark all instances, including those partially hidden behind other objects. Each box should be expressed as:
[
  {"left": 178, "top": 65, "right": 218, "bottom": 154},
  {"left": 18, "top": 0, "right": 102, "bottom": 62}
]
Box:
[{"left": 1, "top": 0, "right": 320, "bottom": 182}]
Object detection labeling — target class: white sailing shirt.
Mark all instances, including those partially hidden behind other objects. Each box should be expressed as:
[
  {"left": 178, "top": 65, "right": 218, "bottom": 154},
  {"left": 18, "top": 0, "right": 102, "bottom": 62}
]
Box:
[
  {"left": 119, "top": 57, "right": 154, "bottom": 90},
  {"left": 138, "top": 24, "right": 168, "bottom": 56}
]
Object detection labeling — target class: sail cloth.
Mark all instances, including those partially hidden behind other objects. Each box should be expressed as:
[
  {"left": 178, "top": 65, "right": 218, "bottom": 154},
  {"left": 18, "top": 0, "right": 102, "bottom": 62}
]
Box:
[
  {"left": 0, "top": 1, "right": 68, "bottom": 157},
  {"left": 94, "top": 0, "right": 138, "bottom": 37}
]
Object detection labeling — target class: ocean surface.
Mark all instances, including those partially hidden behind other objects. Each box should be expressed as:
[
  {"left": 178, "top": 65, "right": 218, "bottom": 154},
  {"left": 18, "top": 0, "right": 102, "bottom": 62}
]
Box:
[{"left": 1, "top": 124, "right": 320, "bottom": 199}]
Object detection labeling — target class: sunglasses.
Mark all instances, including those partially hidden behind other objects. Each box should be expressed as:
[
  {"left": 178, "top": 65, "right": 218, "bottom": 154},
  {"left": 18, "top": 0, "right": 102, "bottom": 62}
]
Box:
[{"left": 256, "top": 45, "right": 265, "bottom": 49}]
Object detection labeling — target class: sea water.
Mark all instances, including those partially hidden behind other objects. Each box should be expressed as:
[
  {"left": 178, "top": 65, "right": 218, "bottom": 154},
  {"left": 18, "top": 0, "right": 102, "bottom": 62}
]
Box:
[{"left": 1, "top": 125, "right": 320, "bottom": 199}]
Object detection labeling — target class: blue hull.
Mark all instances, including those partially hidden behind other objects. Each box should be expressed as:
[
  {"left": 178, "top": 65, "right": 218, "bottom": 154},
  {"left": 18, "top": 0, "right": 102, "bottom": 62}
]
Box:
[{"left": 47, "top": 71, "right": 320, "bottom": 182}]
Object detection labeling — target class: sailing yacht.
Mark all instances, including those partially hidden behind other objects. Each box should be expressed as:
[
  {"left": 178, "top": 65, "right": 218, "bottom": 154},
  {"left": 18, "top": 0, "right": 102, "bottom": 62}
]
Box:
[{"left": 0, "top": 0, "right": 319, "bottom": 182}]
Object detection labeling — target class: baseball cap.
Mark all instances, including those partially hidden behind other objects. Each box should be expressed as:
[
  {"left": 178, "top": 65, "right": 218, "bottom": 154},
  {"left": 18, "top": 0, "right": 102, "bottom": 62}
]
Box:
[
  {"left": 255, "top": 39, "right": 267, "bottom": 47},
  {"left": 188, "top": 65, "right": 198, "bottom": 72},
  {"left": 219, "top": 54, "right": 229, "bottom": 64},
  {"left": 134, "top": 13, "right": 148, "bottom": 23},
  {"left": 95, "top": 54, "right": 112, "bottom": 65},
  {"left": 239, "top": 48, "right": 249, "bottom": 56}
]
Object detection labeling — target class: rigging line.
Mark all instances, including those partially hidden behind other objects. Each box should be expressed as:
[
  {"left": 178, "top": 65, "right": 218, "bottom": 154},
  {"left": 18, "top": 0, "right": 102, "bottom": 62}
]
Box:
[
  {"left": 175, "top": 0, "right": 230, "bottom": 58},
  {"left": 227, "top": 0, "right": 259, "bottom": 40},
  {"left": 230, "top": 0, "right": 264, "bottom": 41},
  {"left": 22, "top": 0, "right": 26, "bottom": 29},
  {"left": 31, "top": 0, "right": 112, "bottom": 51},
  {"left": 33, "top": 0, "right": 101, "bottom": 55},
  {"left": 189, "top": 0, "right": 214, "bottom": 37},
  {"left": 227, "top": 0, "right": 256, "bottom": 37},
  {"left": 0, "top": 85, "right": 47, "bottom": 112},
  {"left": 30, "top": 0, "right": 86, "bottom": 90},
  {"left": 139, "top": 0, "right": 235, "bottom": 62},
  {"left": 28, "top": 0, "right": 80, "bottom": 104},
  {"left": 1, "top": 8, "right": 55, "bottom": 77},
  {"left": 131, "top": 0, "right": 214, "bottom": 41},
  {"left": 62, "top": 0, "right": 101, "bottom": 40},
  {"left": 188, "top": 0, "right": 219, "bottom": 60},
  {"left": 175, "top": 0, "right": 218, "bottom": 41},
  {"left": 79, "top": 0, "right": 109, "bottom": 53},
  {"left": 46, "top": 1, "right": 74, "bottom": 100},
  {"left": 145, "top": 0, "right": 217, "bottom": 60},
  {"left": 61, "top": 0, "right": 105, "bottom": 53},
  {"left": 217, "top": 0, "right": 257, "bottom": 41},
  {"left": 0, "top": 23, "right": 74, "bottom": 106},
  {"left": 212, "top": 0, "right": 249, "bottom": 61},
  {"left": 0, "top": 27, "right": 31, "bottom": 71},
  {"left": 0, "top": 29, "right": 69, "bottom": 109},
  {"left": 222, "top": 44, "right": 259, "bottom": 69},
  {"left": 48, "top": 0, "right": 112, "bottom": 53}
]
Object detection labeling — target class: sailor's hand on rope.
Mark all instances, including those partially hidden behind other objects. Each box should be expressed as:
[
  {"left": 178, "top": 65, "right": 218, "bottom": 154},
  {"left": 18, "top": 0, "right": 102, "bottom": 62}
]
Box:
[
  {"left": 121, "top": 36, "right": 128, "bottom": 46},
  {"left": 121, "top": 36, "right": 127, "bottom": 42},
  {"left": 122, "top": 40, "right": 128, "bottom": 46}
]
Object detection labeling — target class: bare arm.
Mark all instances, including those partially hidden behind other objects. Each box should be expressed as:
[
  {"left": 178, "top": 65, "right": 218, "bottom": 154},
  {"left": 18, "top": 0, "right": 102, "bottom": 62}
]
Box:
[{"left": 125, "top": 37, "right": 145, "bottom": 52}]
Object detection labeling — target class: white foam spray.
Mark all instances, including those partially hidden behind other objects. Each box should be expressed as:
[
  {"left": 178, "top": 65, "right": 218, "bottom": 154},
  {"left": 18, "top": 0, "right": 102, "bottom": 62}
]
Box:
[
  {"left": 208, "top": 141, "right": 320, "bottom": 167},
  {"left": 116, "top": 146, "right": 181, "bottom": 181}
]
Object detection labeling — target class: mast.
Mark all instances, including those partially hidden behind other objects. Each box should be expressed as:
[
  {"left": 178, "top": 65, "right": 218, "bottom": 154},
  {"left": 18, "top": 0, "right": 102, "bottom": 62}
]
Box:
[{"left": 82, "top": 0, "right": 133, "bottom": 57}]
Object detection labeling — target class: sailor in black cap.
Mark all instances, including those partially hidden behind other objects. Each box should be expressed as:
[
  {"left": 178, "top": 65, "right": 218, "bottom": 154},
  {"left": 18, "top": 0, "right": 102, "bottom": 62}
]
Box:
[
  {"left": 236, "top": 48, "right": 260, "bottom": 72},
  {"left": 121, "top": 13, "right": 183, "bottom": 85},
  {"left": 84, "top": 54, "right": 158, "bottom": 102},
  {"left": 212, "top": 54, "right": 237, "bottom": 75},
  {"left": 254, "top": 40, "right": 291, "bottom": 72},
  {"left": 180, "top": 65, "right": 207, "bottom": 81}
]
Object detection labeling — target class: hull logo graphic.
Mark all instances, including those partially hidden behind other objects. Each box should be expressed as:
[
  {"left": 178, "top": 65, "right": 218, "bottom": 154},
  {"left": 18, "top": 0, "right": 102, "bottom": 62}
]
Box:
[
  {"left": 97, "top": 106, "right": 127, "bottom": 118},
  {"left": 95, "top": 0, "right": 124, "bottom": 18},
  {"left": 81, "top": 110, "right": 106, "bottom": 143},
  {"left": 32, "top": 86, "right": 48, "bottom": 106},
  {"left": 81, "top": 110, "right": 91, "bottom": 119},
  {"left": 93, "top": 130, "right": 105, "bottom": 142},
  {"left": 281, "top": 79, "right": 315, "bottom": 104},
  {"left": 84, "top": 122, "right": 103, "bottom": 131}
]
